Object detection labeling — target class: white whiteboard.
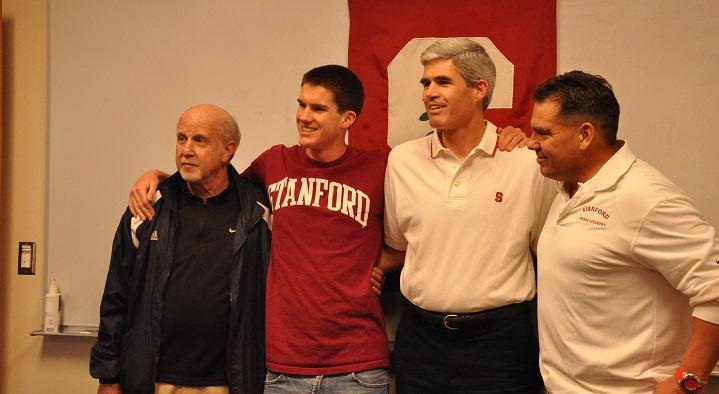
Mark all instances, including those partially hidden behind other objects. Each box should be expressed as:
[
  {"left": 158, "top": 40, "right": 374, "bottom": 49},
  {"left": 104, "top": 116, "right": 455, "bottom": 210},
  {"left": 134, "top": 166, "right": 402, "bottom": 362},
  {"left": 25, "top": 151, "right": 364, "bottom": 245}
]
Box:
[
  {"left": 48, "top": 0, "right": 350, "bottom": 326},
  {"left": 48, "top": 0, "right": 719, "bottom": 327}
]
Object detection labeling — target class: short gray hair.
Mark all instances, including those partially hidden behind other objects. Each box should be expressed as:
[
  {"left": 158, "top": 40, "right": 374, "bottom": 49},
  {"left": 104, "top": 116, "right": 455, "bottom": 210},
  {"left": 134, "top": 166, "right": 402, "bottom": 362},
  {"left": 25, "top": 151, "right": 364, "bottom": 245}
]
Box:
[
  {"left": 421, "top": 38, "right": 496, "bottom": 110},
  {"left": 222, "top": 114, "right": 240, "bottom": 145}
]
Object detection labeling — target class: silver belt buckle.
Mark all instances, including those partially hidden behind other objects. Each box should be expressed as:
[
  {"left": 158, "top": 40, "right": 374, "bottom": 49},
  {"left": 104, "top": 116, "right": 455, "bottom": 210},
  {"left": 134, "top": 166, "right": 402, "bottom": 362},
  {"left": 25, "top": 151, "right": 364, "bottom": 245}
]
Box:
[{"left": 443, "top": 314, "right": 459, "bottom": 330}]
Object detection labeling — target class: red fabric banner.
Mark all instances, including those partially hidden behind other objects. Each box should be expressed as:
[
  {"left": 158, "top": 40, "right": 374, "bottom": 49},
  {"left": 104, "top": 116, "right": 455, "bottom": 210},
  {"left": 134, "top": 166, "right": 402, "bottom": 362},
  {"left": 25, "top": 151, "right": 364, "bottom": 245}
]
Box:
[{"left": 348, "top": 0, "right": 556, "bottom": 150}]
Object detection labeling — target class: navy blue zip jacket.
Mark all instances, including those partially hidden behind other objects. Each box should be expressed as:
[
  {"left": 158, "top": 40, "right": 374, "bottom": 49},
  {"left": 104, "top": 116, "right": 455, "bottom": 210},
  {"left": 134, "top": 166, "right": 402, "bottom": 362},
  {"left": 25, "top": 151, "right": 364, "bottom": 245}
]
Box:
[{"left": 90, "top": 165, "right": 271, "bottom": 394}]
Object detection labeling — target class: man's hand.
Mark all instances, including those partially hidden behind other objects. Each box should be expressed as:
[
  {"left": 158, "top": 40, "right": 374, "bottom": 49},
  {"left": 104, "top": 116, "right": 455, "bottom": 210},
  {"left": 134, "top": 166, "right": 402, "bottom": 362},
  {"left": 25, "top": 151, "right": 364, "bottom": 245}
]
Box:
[
  {"left": 652, "top": 377, "right": 682, "bottom": 394},
  {"left": 371, "top": 266, "right": 385, "bottom": 296},
  {"left": 128, "top": 169, "right": 169, "bottom": 220},
  {"left": 526, "top": 137, "right": 540, "bottom": 151},
  {"left": 97, "top": 383, "right": 122, "bottom": 394},
  {"left": 654, "top": 318, "right": 719, "bottom": 394},
  {"left": 496, "top": 126, "right": 530, "bottom": 151}
]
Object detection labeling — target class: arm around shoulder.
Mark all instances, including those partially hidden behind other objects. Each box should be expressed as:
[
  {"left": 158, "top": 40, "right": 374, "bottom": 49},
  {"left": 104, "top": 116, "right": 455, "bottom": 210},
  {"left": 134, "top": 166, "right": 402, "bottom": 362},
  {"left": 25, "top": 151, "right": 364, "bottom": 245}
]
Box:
[
  {"left": 128, "top": 169, "right": 170, "bottom": 220},
  {"left": 496, "top": 125, "right": 530, "bottom": 151}
]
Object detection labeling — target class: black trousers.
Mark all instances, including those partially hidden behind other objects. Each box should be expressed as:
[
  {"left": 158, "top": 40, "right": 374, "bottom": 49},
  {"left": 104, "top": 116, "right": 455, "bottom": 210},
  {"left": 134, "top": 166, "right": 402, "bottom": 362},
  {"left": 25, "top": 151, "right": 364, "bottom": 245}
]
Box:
[{"left": 393, "top": 302, "right": 542, "bottom": 394}]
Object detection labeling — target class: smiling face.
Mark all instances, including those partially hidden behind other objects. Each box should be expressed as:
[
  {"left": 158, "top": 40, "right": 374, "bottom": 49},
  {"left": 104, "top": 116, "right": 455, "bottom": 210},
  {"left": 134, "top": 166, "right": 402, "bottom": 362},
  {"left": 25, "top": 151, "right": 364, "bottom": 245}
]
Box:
[
  {"left": 296, "top": 83, "right": 356, "bottom": 162},
  {"left": 529, "top": 100, "right": 585, "bottom": 182},
  {"left": 420, "top": 58, "right": 486, "bottom": 133},
  {"left": 175, "top": 105, "right": 235, "bottom": 186}
]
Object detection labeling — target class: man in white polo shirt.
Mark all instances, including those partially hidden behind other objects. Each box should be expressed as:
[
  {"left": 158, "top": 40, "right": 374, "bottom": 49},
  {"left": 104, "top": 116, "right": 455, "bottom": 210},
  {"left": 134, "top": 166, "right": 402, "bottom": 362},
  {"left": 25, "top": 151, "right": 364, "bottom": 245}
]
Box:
[
  {"left": 528, "top": 70, "right": 719, "bottom": 393},
  {"left": 381, "top": 38, "right": 555, "bottom": 393}
]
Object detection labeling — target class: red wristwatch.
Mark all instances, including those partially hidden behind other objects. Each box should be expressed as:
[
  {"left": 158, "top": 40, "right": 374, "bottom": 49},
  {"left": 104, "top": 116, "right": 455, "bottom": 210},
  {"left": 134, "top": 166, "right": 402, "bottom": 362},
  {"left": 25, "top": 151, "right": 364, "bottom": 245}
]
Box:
[{"left": 675, "top": 367, "right": 707, "bottom": 393}]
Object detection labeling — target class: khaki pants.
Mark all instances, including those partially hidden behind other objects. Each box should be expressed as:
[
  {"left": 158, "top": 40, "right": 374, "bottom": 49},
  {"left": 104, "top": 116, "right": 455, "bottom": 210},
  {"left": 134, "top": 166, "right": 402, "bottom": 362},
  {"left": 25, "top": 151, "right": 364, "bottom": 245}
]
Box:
[{"left": 154, "top": 383, "right": 229, "bottom": 394}]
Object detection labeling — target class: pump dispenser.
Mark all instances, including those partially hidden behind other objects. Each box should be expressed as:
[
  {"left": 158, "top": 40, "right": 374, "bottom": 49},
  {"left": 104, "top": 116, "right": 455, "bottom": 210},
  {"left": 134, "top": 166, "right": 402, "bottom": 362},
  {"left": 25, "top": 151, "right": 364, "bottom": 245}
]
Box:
[{"left": 44, "top": 278, "right": 61, "bottom": 333}]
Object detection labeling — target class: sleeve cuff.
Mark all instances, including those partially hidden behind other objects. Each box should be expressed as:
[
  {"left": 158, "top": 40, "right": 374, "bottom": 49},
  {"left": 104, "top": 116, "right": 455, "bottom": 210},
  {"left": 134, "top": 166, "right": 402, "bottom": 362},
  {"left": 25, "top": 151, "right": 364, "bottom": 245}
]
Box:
[
  {"left": 384, "top": 237, "right": 407, "bottom": 252},
  {"left": 692, "top": 302, "right": 719, "bottom": 325}
]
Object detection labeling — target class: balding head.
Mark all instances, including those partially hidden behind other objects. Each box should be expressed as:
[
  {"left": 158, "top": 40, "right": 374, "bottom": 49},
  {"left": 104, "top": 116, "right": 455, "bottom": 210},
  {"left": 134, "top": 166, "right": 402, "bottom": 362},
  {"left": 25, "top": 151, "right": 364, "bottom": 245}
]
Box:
[
  {"left": 175, "top": 104, "right": 239, "bottom": 197},
  {"left": 178, "top": 104, "right": 241, "bottom": 147}
]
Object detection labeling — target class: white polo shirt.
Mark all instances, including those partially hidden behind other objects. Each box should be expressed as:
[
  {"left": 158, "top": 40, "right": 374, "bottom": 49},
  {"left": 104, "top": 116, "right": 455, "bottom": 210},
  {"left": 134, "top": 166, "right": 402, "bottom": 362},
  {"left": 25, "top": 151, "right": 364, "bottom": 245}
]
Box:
[
  {"left": 538, "top": 142, "right": 719, "bottom": 394},
  {"left": 384, "top": 122, "right": 555, "bottom": 313}
]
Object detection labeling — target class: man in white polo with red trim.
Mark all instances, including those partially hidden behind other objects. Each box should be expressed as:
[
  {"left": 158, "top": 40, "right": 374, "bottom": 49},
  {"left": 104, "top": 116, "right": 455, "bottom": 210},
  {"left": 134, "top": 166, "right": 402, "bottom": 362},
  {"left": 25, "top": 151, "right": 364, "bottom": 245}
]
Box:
[
  {"left": 528, "top": 70, "right": 719, "bottom": 394},
  {"left": 381, "top": 38, "right": 555, "bottom": 393}
]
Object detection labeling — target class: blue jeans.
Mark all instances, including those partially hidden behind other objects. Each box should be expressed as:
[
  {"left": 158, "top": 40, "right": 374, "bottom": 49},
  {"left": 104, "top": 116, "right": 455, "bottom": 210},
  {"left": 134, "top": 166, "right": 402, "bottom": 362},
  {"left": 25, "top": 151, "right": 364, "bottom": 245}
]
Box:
[{"left": 264, "top": 368, "right": 390, "bottom": 394}]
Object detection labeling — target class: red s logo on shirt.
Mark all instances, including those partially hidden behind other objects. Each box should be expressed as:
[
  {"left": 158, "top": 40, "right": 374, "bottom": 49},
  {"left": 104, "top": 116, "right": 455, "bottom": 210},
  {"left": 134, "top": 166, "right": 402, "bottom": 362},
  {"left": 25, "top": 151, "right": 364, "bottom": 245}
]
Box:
[{"left": 495, "top": 192, "right": 503, "bottom": 203}]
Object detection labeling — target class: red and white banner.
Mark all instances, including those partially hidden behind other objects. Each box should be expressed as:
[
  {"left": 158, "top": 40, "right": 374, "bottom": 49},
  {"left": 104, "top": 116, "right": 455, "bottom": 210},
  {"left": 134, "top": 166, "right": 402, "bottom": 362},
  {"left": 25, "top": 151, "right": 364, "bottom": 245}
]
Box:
[{"left": 348, "top": 0, "right": 556, "bottom": 150}]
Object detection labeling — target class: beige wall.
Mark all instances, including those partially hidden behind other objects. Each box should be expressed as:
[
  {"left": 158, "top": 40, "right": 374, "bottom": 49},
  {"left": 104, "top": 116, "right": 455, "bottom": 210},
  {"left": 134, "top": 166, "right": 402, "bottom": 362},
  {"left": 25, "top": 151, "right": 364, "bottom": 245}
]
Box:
[{"left": 0, "top": 0, "right": 96, "bottom": 392}]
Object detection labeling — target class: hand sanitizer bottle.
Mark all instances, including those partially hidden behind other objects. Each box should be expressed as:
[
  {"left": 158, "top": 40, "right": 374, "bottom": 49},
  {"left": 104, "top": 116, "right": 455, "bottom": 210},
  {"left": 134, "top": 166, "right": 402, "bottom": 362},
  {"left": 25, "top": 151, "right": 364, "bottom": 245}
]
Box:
[{"left": 44, "top": 278, "right": 61, "bottom": 333}]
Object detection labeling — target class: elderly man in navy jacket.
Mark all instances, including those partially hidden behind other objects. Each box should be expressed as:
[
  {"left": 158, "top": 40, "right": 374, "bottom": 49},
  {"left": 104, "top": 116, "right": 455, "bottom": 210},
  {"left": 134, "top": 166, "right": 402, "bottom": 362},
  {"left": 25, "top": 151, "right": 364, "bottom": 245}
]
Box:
[{"left": 90, "top": 104, "right": 271, "bottom": 394}]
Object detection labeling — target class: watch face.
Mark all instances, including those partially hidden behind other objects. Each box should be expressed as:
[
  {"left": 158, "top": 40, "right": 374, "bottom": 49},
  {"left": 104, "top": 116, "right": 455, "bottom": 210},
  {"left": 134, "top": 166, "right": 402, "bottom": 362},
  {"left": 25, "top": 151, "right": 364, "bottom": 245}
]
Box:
[
  {"left": 681, "top": 375, "right": 701, "bottom": 392},
  {"left": 683, "top": 379, "right": 699, "bottom": 390}
]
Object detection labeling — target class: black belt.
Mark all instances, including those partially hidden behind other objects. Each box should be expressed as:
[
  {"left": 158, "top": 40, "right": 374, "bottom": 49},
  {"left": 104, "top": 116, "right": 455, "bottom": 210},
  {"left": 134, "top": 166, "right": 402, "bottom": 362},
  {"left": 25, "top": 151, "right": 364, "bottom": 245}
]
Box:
[{"left": 406, "top": 301, "right": 529, "bottom": 330}]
